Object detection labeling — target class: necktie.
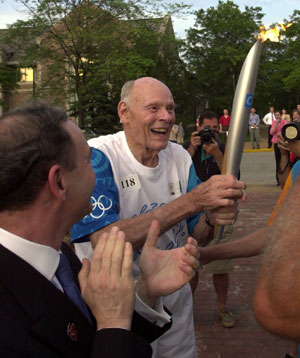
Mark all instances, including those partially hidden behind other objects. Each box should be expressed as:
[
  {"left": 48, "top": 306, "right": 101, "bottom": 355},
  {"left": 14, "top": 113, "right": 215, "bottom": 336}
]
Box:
[{"left": 55, "top": 253, "right": 91, "bottom": 323}]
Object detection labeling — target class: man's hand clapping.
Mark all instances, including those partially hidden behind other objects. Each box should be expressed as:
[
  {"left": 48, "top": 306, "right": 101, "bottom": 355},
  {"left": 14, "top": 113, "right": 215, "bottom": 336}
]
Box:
[{"left": 79, "top": 227, "right": 135, "bottom": 331}]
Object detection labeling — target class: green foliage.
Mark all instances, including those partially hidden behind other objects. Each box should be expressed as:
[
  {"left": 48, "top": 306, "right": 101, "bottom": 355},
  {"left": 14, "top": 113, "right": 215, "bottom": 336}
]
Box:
[
  {"left": 280, "top": 10, "right": 300, "bottom": 106},
  {"left": 184, "top": 0, "right": 264, "bottom": 115},
  {"left": 0, "top": 64, "right": 19, "bottom": 110},
  {"left": 4, "top": 0, "right": 299, "bottom": 128},
  {"left": 4, "top": 0, "right": 189, "bottom": 129}
]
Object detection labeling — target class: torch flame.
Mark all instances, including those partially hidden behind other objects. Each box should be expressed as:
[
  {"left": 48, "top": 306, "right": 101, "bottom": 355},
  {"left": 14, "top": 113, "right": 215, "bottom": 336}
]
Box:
[
  {"left": 258, "top": 22, "right": 293, "bottom": 42},
  {"left": 279, "top": 22, "right": 293, "bottom": 31}
]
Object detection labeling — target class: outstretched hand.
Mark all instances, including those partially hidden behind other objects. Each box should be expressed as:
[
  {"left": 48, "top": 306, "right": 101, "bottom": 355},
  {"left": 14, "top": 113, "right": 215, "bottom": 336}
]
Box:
[{"left": 138, "top": 220, "right": 200, "bottom": 300}]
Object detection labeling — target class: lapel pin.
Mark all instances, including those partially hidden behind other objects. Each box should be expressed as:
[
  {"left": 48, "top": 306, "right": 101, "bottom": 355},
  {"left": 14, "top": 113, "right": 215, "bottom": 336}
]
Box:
[{"left": 67, "top": 322, "right": 78, "bottom": 342}]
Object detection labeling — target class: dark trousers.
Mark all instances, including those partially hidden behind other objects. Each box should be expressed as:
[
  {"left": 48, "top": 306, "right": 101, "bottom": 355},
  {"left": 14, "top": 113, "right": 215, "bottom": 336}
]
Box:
[
  {"left": 274, "top": 143, "right": 281, "bottom": 184},
  {"left": 268, "top": 126, "right": 273, "bottom": 148}
]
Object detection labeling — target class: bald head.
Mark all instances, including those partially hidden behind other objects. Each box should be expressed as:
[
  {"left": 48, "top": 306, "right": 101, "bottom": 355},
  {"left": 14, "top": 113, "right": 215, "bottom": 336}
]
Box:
[
  {"left": 120, "top": 77, "right": 173, "bottom": 107},
  {"left": 118, "top": 77, "right": 176, "bottom": 161}
]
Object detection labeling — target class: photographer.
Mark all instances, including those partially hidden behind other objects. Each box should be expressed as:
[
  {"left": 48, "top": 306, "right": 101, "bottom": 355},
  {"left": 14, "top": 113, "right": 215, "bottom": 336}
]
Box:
[
  {"left": 277, "top": 109, "right": 300, "bottom": 188},
  {"left": 184, "top": 111, "right": 235, "bottom": 328},
  {"left": 184, "top": 111, "right": 223, "bottom": 181}
]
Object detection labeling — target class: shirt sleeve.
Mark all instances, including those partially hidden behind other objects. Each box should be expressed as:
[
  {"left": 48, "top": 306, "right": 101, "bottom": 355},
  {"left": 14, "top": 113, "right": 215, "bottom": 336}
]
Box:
[
  {"left": 186, "top": 163, "right": 202, "bottom": 235},
  {"left": 70, "top": 148, "right": 120, "bottom": 243},
  {"left": 292, "top": 161, "right": 300, "bottom": 183},
  {"left": 135, "top": 294, "right": 171, "bottom": 327}
]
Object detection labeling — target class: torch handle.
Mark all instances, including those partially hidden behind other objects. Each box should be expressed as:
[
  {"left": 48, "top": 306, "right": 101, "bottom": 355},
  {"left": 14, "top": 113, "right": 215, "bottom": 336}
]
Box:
[
  {"left": 215, "top": 225, "right": 225, "bottom": 242},
  {"left": 213, "top": 135, "right": 229, "bottom": 242}
]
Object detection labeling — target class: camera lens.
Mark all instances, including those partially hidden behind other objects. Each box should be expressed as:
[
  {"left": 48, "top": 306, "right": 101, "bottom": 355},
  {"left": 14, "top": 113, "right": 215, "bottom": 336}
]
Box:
[
  {"left": 202, "top": 134, "right": 211, "bottom": 143},
  {"left": 282, "top": 122, "right": 300, "bottom": 141}
]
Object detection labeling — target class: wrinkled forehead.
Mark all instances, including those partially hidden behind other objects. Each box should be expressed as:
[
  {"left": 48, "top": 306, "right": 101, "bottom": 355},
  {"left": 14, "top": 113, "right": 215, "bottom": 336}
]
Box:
[{"left": 131, "top": 79, "right": 174, "bottom": 105}]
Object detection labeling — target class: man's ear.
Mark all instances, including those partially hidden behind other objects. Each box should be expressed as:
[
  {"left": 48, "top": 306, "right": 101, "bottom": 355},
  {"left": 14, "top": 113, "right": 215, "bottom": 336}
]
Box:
[
  {"left": 48, "top": 165, "right": 67, "bottom": 200},
  {"left": 118, "top": 101, "right": 130, "bottom": 124}
]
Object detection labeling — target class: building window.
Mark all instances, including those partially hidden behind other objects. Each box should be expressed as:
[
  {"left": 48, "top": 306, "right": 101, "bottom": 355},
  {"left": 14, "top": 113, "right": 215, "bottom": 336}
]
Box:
[{"left": 19, "top": 67, "right": 34, "bottom": 82}]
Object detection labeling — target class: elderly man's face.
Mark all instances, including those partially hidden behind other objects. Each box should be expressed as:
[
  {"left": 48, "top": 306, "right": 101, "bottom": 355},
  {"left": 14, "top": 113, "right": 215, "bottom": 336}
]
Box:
[{"left": 122, "top": 79, "right": 175, "bottom": 154}]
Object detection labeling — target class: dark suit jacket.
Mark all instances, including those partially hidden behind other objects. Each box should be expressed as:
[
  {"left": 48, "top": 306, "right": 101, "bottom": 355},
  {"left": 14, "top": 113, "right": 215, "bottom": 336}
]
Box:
[{"left": 0, "top": 243, "right": 171, "bottom": 357}]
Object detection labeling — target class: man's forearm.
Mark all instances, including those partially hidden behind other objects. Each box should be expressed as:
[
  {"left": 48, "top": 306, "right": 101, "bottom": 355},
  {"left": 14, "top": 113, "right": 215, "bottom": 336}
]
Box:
[
  {"left": 91, "top": 191, "right": 199, "bottom": 250},
  {"left": 191, "top": 213, "right": 214, "bottom": 247},
  {"left": 201, "top": 226, "right": 267, "bottom": 261}
]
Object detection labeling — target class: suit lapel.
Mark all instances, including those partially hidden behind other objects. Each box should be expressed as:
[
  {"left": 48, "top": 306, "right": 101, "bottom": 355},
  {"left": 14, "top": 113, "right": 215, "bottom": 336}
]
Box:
[{"left": 0, "top": 245, "right": 94, "bottom": 357}]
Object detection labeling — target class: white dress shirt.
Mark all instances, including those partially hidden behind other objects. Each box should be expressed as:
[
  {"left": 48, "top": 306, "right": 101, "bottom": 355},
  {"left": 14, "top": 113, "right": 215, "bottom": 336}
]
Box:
[
  {"left": 263, "top": 112, "right": 275, "bottom": 125},
  {"left": 0, "top": 228, "right": 170, "bottom": 327},
  {"left": 0, "top": 227, "right": 62, "bottom": 288}
]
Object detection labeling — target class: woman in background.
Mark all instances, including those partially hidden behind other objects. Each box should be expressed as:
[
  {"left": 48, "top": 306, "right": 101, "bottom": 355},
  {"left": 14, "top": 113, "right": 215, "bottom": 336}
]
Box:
[
  {"left": 270, "top": 110, "right": 288, "bottom": 185},
  {"left": 282, "top": 108, "right": 291, "bottom": 122}
]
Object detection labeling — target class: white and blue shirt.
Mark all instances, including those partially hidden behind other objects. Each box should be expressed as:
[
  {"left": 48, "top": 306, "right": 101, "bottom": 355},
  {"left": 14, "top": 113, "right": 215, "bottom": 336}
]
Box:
[{"left": 71, "top": 131, "right": 201, "bottom": 277}]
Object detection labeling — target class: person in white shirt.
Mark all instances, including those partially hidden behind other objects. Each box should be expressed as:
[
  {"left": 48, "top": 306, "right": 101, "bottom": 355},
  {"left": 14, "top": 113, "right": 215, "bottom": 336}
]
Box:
[
  {"left": 70, "top": 77, "right": 246, "bottom": 358},
  {"left": 0, "top": 101, "right": 201, "bottom": 358},
  {"left": 263, "top": 106, "right": 275, "bottom": 148}
]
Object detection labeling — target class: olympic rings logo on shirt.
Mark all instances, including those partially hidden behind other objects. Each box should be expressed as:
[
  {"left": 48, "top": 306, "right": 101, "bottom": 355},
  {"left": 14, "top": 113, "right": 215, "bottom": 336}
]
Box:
[{"left": 90, "top": 195, "right": 113, "bottom": 219}]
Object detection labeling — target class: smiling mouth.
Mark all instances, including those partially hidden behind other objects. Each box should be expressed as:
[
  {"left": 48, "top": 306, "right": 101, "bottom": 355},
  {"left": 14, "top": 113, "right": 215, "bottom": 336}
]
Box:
[{"left": 151, "top": 128, "right": 168, "bottom": 135}]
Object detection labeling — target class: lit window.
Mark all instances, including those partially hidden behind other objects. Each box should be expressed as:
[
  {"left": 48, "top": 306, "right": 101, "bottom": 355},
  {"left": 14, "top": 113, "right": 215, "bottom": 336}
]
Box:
[{"left": 19, "top": 67, "right": 34, "bottom": 82}]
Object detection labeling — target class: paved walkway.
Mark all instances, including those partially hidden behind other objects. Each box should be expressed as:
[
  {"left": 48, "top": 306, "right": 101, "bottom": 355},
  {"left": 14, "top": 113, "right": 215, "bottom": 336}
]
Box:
[{"left": 194, "top": 149, "right": 290, "bottom": 357}]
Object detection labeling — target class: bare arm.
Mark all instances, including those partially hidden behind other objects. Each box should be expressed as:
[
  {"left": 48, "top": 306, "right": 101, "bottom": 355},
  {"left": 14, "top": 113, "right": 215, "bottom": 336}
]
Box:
[
  {"left": 197, "top": 226, "right": 267, "bottom": 265},
  {"left": 90, "top": 175, "right": 246, "bottom": 250},
  {"left": 253, "top": 177, "right": 300, "bottom": 341},
  {"left": 190, "top": 212, "right": 214, "bottom": 247},
  {"left": 270, "top": 120, "right": 279, "bottom": 135}
]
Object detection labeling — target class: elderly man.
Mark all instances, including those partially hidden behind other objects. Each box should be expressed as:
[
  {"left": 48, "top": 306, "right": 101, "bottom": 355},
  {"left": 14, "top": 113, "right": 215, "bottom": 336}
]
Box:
[
  {"left": 71, "top": 77, "right": 245, "bottom": 358},
  {"left": 0, "top": 102, "right": 201, "bottom": 357}
]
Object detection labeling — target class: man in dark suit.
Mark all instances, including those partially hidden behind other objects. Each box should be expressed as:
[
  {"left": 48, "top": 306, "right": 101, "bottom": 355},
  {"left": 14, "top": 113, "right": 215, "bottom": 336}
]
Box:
[{"left": 0, "top": 102, "right": 200, "bottom": 357}]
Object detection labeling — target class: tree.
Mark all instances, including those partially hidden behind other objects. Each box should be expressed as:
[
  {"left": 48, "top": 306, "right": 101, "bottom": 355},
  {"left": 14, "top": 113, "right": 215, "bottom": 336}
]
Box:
[
  {"left": 184, "top": 0, "right": 264, "bottom": 114},
  {"left": 4, "top": 0, "right": 190, "bottom": 130},
  {"left": 280, "top": 10, "right": 300, "bottom": 108},
  {"left": 0, "top": 29, "right": 19, "bottom": 112},
  {"left": 0, "top": 63, "right": 19, "bottom": 112}
]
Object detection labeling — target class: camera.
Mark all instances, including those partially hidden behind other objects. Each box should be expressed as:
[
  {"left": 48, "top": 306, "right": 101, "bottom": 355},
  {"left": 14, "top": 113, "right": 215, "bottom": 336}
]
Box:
[
  {"left": 281, "top": 122, "right": 300, "bottom": 141},
  {"left": 197, "top": 126, "right": 216, "bottom": 144}
]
